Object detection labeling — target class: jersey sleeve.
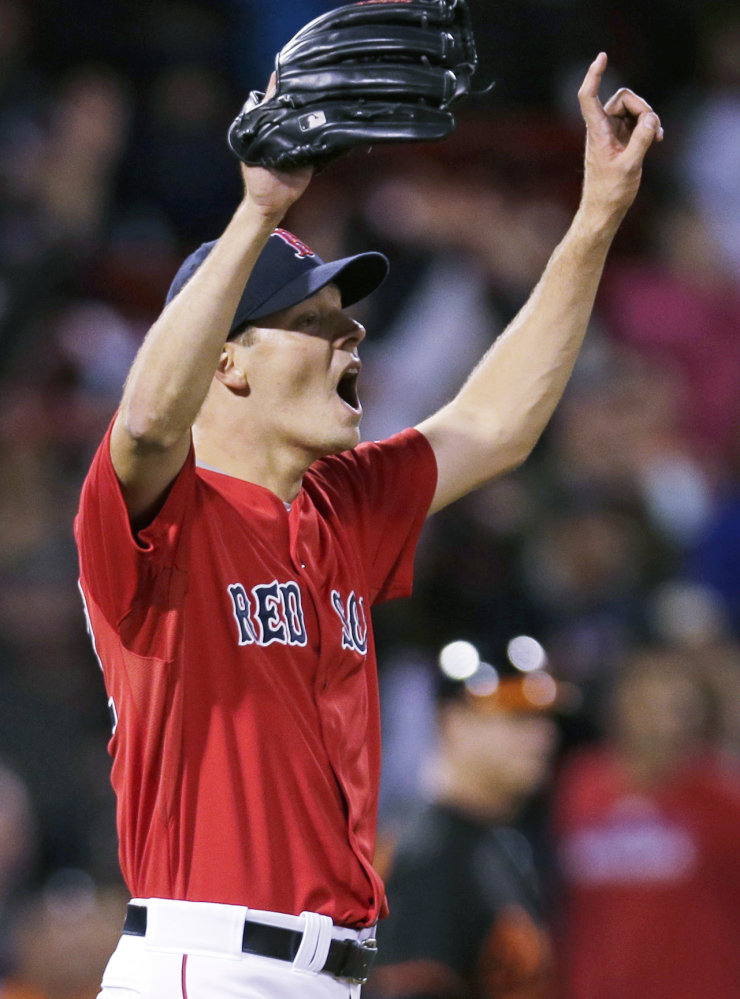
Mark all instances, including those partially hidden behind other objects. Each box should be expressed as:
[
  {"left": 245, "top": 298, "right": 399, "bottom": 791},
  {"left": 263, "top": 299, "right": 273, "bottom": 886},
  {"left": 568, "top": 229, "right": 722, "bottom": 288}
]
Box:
[
  {"left": 309, "top": 428, "right": 437, "bottom": 605},
  {"left": 74, "top": 417, "right": 197, "bottom": 634}
]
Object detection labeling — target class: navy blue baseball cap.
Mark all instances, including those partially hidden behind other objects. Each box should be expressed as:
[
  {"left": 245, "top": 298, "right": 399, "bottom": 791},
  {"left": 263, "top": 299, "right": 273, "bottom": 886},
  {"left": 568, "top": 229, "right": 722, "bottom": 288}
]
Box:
[{"left": 165, "top": 228, "right": 389, "bottom": 337}]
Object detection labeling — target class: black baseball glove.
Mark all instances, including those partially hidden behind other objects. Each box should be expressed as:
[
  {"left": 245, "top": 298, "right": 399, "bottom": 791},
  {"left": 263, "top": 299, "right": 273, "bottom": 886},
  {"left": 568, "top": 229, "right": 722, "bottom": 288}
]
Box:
[{"left": 228, "top": 0, "right": 479, "bottom": 170}]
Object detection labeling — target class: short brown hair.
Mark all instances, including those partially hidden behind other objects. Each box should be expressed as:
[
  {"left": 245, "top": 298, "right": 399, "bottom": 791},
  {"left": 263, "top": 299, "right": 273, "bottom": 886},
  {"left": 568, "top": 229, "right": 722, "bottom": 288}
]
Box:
[{"left": 227, "top": 322, "right": 258, "bottom": 346}]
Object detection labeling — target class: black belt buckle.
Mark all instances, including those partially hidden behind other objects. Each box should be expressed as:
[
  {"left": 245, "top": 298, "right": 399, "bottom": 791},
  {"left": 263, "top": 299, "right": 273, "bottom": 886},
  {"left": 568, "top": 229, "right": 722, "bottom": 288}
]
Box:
[{"left": 340, "top": 936, "right": 378, "bottom": 985}]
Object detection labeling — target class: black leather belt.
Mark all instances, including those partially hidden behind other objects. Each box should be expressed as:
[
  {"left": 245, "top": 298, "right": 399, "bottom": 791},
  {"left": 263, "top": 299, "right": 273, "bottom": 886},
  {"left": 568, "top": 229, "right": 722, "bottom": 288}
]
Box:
[{"left": 122, "top": 903, "right": 378, "bottom": 984}]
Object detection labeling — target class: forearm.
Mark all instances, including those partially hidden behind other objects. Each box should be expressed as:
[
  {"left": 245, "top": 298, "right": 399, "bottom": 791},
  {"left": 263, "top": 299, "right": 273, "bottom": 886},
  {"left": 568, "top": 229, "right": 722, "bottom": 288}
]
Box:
[
  {"left": 419, "top": 207, "right": 618, "bottom": 497},
  {"left": 418, "top": 200, "right": 625, "bottom": 515},
  {"left": 119, "top": 198, "right": 280, "bottom": 448}
]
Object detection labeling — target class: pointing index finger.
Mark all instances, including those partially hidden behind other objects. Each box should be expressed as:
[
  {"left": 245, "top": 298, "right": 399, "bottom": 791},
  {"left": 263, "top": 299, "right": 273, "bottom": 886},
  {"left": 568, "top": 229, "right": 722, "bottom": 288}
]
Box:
[{"left": 578, "top": 52, "right": 608, "bottom": 129}]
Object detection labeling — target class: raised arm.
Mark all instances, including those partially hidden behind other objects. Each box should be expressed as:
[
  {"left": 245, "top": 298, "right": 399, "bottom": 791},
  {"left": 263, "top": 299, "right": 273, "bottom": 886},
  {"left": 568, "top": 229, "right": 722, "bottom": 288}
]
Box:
[
  {"left": 417, "top": 54, "right": 663, "bottom": 514},
  {"left": 110, "top": 160, "right": 312, "bottom": 524}
]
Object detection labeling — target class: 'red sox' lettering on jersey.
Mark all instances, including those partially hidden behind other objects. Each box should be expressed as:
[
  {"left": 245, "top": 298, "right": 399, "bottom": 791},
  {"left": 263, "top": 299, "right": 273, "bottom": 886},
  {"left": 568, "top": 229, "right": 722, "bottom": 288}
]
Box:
[
  {"left": 227, "top": 580, "right": 308, "bottom": 647},
  {"left": 331, "top": 590, "right": 368, "bottom": 654},
  {"left": 228, "top": 579, "right": 367, "bottom": 653},
  {"left": 74, "top": 418, "right": 436, "bottom": 929}
]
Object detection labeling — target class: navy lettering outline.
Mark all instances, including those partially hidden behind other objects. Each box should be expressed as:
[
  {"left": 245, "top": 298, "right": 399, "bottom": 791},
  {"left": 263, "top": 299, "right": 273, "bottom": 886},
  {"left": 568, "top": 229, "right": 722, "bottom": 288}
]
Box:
[
  {"left": 279, "top": 581, "right": 308, "bottom": 647},
  {"left": 228, "top": 580, "right": 308, "bottom": 648},
  {"left": 228, "top": 583, "right": 259, "bottom": 645},
  {"left": 331, "top": 589, "right": 368, "bottom": 655},
  {"left": 331, "top": 589, "right": 353, "bottom": 649},
  {"left": 348, "top": 592, "right": 368, "bottom": 655},
  {"left": 253, "top": 580, "right": 289, "bottom": 645}
]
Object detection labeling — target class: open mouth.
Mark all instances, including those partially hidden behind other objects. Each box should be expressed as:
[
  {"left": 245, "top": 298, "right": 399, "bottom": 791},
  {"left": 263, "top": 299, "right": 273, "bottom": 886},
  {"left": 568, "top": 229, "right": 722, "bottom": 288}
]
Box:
[{"left": 336, "top": 368, "right": 361, "bottom": 412}]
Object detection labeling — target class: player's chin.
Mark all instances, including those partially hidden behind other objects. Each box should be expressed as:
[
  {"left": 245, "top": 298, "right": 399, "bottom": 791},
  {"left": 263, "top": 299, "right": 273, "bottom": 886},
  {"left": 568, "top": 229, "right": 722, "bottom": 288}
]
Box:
[
  {"left": 324, "top": 416, "right": 362, "bottom": 456},
  {"left": 334, "top": 399, "right": 362, "bottom": 439},
  {"left": 307, "top": 398, "right": 362, "bottom": 456},
  {"left": 334, "top": 422, "right": 362, "bottom": 454}
]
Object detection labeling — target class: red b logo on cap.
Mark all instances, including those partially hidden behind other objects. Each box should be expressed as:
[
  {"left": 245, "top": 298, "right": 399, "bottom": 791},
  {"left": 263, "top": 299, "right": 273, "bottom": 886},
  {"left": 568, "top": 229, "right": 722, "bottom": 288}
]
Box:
[{"left": 273, "top": 228, "right": 316, "bottom": 259}]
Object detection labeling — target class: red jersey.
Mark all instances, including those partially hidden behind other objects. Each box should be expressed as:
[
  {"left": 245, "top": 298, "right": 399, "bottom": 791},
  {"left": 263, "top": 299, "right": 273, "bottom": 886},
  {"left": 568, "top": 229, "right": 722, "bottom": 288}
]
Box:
[
  {"left": 74, "top": 420, "right": 437, "bottom": 928},
  {"left": 554, "top": 747, "right": 740, "bottom": 999}
]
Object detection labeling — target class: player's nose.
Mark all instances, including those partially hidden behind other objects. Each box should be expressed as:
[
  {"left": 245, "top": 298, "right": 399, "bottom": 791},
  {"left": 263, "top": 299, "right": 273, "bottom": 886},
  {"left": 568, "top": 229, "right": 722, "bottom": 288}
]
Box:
[{"left": 337, "top": 318, "right": 366, "bottom": 350}]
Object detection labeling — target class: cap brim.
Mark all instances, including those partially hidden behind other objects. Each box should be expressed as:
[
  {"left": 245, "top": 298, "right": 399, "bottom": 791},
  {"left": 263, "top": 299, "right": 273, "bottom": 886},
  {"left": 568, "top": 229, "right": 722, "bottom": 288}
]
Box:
[
  {"left": 466, "top": 676, "right": 580, "bottom": 715},
  {"left": 243, "top": 251, "right": 389, "bottom": 325}
]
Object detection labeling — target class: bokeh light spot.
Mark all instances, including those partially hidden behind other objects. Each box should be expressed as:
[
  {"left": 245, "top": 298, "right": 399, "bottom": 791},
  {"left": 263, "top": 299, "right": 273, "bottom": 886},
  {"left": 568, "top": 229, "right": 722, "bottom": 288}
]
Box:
[
  {"left": 439, "top": 640, "right": 480, "bottom": 680},
  {"left": 465, "top": 662, "right": 499, "bottom": 697},
  {"left": 522, "top": 671, "right": 557, "bottom": 707},
  {"left": 507, "top": 635, "right": 547, "bottom": 672}
]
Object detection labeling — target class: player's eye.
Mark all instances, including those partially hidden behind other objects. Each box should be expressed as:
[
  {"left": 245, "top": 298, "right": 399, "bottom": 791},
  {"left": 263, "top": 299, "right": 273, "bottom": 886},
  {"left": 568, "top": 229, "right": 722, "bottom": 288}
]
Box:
[{"left": 297, "top": 312, "right": 325, "bottom": 336}]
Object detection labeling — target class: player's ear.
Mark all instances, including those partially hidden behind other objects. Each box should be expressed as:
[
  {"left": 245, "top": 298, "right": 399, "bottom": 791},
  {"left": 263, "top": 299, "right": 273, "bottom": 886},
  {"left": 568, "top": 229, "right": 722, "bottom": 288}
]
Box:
[{"left": 215, "top": 341, "right": 250, "bottom": 395}]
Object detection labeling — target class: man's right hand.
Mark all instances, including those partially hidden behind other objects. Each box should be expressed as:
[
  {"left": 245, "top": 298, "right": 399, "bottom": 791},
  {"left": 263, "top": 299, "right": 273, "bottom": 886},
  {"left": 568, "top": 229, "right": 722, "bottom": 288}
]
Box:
[
  {"left": 111, "top": 76, "right": 313, "bottom": 526},
  {"left": 239, "top": 77, "right": 313, "bottom": 220},
  {"left": 240, "top": 161, "right": 314, "bottom": 221}
]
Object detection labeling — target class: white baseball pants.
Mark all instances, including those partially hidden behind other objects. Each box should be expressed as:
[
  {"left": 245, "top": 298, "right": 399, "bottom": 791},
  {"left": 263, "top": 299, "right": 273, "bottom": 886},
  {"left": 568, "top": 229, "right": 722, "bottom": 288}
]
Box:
[{"left": 97, "top": 898, "right": 366, "bottom": 999}]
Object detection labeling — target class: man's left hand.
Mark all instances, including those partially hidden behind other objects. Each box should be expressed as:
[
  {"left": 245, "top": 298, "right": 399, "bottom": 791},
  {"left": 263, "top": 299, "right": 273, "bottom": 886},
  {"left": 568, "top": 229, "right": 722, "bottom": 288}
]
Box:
[{"left": 578, "top": 52, "right": 663, "bottom": 228}]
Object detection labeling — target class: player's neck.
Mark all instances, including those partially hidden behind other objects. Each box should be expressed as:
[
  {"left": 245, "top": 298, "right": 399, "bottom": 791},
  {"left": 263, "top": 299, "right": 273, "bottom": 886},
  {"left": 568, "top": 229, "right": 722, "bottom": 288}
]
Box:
[{"left": 193, "top": 410, "right": 311, "bottom": 504}]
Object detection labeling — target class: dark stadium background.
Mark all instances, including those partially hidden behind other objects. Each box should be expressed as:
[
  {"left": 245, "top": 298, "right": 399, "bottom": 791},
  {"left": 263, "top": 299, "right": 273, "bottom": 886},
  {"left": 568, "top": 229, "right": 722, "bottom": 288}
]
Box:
[{"left": 1, "top": 0, "right": 740, "bottom": 995}]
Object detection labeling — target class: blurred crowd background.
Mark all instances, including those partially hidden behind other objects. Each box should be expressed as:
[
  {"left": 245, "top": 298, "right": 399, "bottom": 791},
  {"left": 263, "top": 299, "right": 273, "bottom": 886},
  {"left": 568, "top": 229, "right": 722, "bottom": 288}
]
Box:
[{"left": 1, "top": 0, "right": 740, "bottom": 996}]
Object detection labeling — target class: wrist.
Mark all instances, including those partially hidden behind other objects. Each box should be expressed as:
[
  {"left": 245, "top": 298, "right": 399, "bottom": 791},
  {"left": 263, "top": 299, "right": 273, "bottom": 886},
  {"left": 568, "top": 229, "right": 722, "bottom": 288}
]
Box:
[
  {"left": 572, "top": 200, "right": 624, "bottom": 246},
  {"left": 237, "top": 195, "right": 287, "bottom": 229}
]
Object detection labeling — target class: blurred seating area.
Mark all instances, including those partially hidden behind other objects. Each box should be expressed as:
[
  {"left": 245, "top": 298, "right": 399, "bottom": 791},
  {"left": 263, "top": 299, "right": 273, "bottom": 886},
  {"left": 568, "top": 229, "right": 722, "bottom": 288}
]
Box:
[{"left": 1, "top": 0, "right": 740, "bottom": 996}]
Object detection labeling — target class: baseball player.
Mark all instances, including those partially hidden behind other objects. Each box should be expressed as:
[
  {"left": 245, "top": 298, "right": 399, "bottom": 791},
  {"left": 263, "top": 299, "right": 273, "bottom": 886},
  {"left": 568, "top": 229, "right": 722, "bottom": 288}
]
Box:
[{"left": 75, "top": 53, "right": 661, "bottom": 999}]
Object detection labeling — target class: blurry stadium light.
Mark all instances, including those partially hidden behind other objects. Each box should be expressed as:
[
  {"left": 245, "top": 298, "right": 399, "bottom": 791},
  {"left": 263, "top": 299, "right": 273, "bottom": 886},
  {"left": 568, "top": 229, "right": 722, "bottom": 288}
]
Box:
[
  {"left": 465, "top": 661, "right": 499, "bottom": 697},
  {"left": 507, "top": 635, "right": 547, "bottom": 673},
  {"left": 439, "top": 640, "right": 480, "bottom": 680}
]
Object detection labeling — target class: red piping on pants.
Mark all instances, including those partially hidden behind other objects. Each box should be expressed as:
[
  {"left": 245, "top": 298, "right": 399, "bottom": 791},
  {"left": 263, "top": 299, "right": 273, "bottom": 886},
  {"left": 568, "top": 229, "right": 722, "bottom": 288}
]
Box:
[{"left": 181, "top": 955, "right": 189, "bottom": 999}]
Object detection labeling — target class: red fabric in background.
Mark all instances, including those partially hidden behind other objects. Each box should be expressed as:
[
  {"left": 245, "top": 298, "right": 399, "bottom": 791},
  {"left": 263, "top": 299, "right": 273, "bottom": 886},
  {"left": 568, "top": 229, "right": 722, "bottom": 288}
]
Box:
[
  {"left": 554, "top": 748, "right": 740, "bottom": 999},
  {"left": 601, "top": 263, "right": 740, "bottom": 464}
]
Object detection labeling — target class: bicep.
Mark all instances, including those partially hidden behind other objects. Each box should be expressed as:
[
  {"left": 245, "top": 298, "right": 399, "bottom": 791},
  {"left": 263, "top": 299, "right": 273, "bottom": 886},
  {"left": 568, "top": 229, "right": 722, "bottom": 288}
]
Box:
[
  {"left": 110, "top": 412, "right": 192, "bottom": 526},
  {"left": 417, "top": 405, "right": 523, "bottom": 516}
]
